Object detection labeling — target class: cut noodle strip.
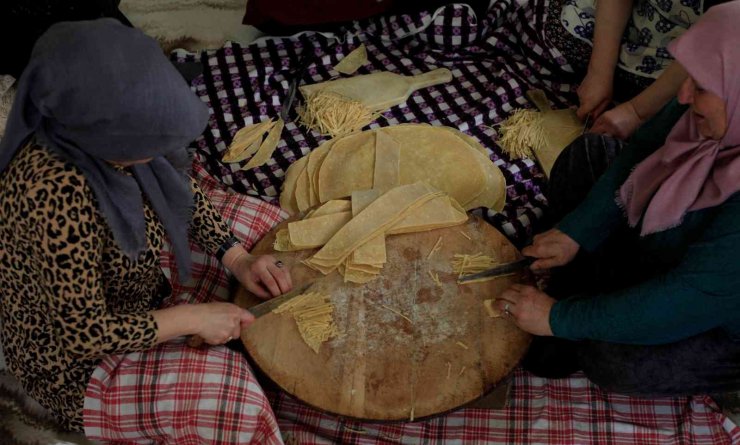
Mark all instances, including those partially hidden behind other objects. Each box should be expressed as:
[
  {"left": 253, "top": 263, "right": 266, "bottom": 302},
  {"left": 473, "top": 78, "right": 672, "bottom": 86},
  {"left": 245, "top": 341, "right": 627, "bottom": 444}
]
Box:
[
  {"left": 273, "top": 291, "right": 340, "bottom": 353},
  {"left": 297, "top": 91, "right": 380, "bottom": 138}
]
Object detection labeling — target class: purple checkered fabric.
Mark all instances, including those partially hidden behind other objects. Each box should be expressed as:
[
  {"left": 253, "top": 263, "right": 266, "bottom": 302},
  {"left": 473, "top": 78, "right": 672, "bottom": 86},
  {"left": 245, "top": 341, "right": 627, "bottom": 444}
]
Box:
[{"left": 174, "top": 0, "right": 581, "bottom": 246}]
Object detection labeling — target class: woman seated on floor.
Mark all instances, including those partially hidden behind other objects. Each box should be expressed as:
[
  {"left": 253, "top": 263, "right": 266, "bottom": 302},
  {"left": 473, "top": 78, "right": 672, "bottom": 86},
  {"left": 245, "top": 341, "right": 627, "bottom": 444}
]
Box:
[
  {"left": 0, "top": 19, "right": 292, "bottom": 442},
  {"left": 548, "top": 0, "right": 728, "bottom": 139},
  {"left": 499, "top": 2, "right": 740, "bottom": 395}
]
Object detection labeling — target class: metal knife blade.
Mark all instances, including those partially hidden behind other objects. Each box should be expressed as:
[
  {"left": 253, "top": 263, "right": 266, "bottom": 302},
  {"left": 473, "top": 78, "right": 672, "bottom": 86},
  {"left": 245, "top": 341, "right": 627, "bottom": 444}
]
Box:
[
  {"left": 248, "top": 281, "right": 315, "bottom": 318},
  {"left": 582, "top": 113, "right": 592, "bottom": 135},
  {"left": 457, "top": 257, "right": 534, "bottom": 283}
]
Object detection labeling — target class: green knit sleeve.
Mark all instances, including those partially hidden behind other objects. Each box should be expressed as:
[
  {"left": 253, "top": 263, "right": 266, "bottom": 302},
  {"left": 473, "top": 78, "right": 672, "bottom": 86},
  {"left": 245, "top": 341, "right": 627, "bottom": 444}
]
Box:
[
  {"left": 550, "top": 193, "right": 740, "bottom": 345},
  {"left": 557, "top": 99, "right": 689, "bottom": 252}
]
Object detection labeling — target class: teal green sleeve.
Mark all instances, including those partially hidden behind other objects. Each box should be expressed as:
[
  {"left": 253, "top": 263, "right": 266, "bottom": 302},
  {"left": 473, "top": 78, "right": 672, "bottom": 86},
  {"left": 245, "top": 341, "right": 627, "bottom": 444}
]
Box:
[
  {"left": 557, "top": 99, "right": 689, "bottom": 252},
  {"left": 550, "top": 195, "right": 740, "bottom": 345}
]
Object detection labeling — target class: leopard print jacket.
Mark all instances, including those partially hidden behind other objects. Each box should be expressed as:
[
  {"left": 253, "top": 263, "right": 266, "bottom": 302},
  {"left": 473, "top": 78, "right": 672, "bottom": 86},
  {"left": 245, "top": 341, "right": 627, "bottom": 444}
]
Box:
[{"left": 0, "top": 144, "right": 232, "bottom": 431}]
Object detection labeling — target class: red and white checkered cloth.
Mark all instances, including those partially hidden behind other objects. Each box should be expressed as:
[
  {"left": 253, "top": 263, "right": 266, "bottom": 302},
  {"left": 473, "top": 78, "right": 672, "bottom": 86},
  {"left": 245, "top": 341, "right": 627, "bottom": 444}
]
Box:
[
  {"left": 269, "top": 371, "right": 740, "bottom": 444},
  {"left": 161, "top": 162, "right": 289, "bottom": 306},
  {"left": 84, "top": 162, "right": 740, "bottom": 444},
  {"left": 84, "top": 339, "right": 283, "bottom": 445},
  {"left": 82, "top": 163, "right": 288, "bottom": 444}
]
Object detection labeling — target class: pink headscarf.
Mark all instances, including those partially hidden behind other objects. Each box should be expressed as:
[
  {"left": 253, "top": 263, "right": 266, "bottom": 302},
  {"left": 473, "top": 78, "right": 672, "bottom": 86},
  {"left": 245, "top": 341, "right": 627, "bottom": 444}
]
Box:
[{"left": 617, "top": 2, "right": 740, "bottom": 236}]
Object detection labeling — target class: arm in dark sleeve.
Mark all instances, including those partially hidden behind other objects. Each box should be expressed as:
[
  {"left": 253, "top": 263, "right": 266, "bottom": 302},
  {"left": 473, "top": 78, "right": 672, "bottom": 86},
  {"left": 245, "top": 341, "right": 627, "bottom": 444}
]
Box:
[
  {"left": 557, "top": 99, "right": 689, "bottom": 252},
  {"left": 551, "top": 195, "right": 740, "bottom": 345}
]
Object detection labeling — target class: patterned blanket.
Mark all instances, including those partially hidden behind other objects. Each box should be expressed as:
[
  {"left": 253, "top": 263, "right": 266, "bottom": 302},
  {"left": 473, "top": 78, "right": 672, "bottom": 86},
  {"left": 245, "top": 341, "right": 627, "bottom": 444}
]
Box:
[
  {"left": 174, "top": 0, "right": 583, "bottom": 247},
  {"left": 270, "top": 372, "right": 740, "bottom": 445},
  {"left": 170, "top": 1, "right": 740, "bottom": 443},
  {"left": 161, "top": 165, "right": 740, "bottom": 445}
]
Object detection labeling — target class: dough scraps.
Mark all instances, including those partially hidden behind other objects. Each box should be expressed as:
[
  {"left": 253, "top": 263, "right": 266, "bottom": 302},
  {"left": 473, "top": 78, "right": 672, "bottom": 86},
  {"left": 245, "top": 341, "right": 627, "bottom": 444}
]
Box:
[
  {"left": 334, "top": 44, "right": 367, "bottom": 75},
  {"left": 222, "top": 119, "right": 276, "bottom": 163},
  {"left": 242, "top": 118, "right": 285, "bottom": 170}
]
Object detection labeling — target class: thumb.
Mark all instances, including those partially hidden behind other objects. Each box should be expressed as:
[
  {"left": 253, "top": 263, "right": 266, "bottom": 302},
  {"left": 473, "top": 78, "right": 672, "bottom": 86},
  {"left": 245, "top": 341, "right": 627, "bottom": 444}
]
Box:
[
  {"left": 590, "top": 115, "right": 612, "bottom": 135},
  {"left": 240, "top": 309, "right": 256, "bottom": 325}
]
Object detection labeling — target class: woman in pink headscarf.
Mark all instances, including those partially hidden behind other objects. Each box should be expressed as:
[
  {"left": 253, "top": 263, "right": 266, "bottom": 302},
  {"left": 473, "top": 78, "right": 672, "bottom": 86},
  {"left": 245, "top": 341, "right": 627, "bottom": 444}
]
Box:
[{"left": 497, "top": 1, "right": 740, "bottom": 395}]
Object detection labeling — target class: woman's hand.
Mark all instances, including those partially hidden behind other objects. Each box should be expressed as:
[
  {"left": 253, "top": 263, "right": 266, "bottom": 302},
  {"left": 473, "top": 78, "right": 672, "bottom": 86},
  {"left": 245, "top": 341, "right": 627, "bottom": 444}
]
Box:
[
  {"left": 195, "top": 302, "right": 254, "bottom": 345},
  {"left": 522, "top": 229, "right": 580, "bottom": 271},
  {"left": 231, "top": 253, "right": 293, "bottom": 299},
  {"left": 590, "top": 100, "right": 643, "bottom": 139},
  {"left": 576, "top": 69, "right": 614, "bottom": 120},
  {"left": 496, "top": 284, "right": 556, "bottom": 336}
]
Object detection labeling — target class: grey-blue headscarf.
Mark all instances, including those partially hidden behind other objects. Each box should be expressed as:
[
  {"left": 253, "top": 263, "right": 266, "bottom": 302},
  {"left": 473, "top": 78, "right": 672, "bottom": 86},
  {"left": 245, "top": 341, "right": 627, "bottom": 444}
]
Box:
[{"left": 0, "top": 19, "right": 209, "bottom": 283}]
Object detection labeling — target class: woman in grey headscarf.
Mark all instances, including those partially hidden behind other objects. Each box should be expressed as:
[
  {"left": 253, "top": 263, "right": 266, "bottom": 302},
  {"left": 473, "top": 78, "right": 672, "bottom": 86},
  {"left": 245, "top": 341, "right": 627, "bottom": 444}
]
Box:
[{"left": 0, "top": 19, "right": 291, "bottom": 440}]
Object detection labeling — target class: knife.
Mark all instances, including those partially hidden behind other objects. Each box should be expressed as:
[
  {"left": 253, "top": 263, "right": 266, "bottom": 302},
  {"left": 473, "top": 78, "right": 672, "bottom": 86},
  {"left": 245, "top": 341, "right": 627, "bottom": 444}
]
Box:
[
  {"left": 247, "top": 280, "right": 315, "bottom": 318},
  {"left": 457, "top": 257, "right": 534, "bottom": 283},
  {"left": 186, "top": 281, "right": 315, "bottom": 348},
  {"left": 582, "top": 113, "right": 592, "bottom": 135},
  {"left": 280, "top": 39, "right": 338, "bottom": 122}
]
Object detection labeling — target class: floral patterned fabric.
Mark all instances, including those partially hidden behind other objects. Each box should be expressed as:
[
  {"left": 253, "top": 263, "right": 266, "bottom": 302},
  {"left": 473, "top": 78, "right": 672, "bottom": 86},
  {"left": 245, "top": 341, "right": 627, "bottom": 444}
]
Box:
[{"left": 560, "top": 0, "right": 702, "bottom": 79}]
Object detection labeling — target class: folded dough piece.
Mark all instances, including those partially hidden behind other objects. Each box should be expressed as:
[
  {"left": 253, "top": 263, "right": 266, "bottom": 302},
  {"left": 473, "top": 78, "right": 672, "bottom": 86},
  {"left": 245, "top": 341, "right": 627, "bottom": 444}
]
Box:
[
  {"left": 344, "top": 190, "right": 385, "bottom": 282},
  {"left": 274, "top": 211, "right": 352, "bottom": 251},
  {"left": 343, "top": 264, "right": 380, "bottom": 284},
  {"left": 242, "top": 118, "right": 285, "bottom": 170},
  {"left": 334, "top": 44, "right": 367, "bottom": 75},
  {"left": 222, "top": 119, "right": 276, "bottom": 163},
  {"left": 308, "top": 199, "right": 351, "bottom": 218},
  {"left": 305, "top": 182, "right": 439, "bottom": 274},
  {"left": 389, "top": 194, "right": 467, "bottom": 235}
]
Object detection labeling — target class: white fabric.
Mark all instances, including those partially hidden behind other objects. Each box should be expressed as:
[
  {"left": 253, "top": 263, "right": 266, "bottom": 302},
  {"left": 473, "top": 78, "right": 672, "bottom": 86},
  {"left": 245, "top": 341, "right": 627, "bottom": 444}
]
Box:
[
  {"left": 120, "top": 0, "right": 263, "bottom": 51},
  {"left": 560, "top": 0, "right": 701, "bottom": 79}
]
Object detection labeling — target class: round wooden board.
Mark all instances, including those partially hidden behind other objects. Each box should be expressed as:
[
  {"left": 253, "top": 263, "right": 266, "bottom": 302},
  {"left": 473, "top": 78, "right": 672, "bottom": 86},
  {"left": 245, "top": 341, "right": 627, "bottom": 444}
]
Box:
[{"left": 238, "top": 215, "right": 532, "bottom": 421}]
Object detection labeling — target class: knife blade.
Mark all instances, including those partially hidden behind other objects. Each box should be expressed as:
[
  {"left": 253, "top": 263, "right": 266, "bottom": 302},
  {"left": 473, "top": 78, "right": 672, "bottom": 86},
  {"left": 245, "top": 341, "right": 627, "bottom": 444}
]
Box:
[
  {"left": 248, "top": 281, "right": 315, "bottom": 318},
  {"left": 186, "top": 281, "right": 314, "bottom": 348},
  {"left": 457, "top": 257, "right": 534, "bottom": 283},
  {"left": 280, "top": 39, "right": 337, "bottom": 122},
  {"left": 582, "top": 113, "right": 592, "bottom": 135}
]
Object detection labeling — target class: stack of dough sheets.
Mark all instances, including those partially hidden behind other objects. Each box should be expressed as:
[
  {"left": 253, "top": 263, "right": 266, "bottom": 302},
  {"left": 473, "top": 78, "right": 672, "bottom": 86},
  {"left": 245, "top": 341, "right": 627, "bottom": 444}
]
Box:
[
  {"left": 274, "top": 183, "right": 468, "bottom": 283},
  {"left": 279, "top": 124, "right": 506, "bottom": 215}
]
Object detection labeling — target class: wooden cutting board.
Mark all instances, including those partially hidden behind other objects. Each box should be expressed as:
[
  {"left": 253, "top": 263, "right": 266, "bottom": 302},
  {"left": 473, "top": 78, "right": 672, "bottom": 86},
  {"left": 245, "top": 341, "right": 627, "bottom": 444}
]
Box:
[
  {"left": 237, "top": 215, "right": 532, "bottom": 421},
  {"left": 299, "top": 68, "right": 453, "bottom": 112}
]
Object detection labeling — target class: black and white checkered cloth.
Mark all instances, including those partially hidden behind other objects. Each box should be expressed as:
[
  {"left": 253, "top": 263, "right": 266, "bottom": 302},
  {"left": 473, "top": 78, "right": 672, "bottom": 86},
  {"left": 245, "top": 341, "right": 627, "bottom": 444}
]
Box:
[{"left": 174, "top": 0, "right": 581, "bottom": 246}]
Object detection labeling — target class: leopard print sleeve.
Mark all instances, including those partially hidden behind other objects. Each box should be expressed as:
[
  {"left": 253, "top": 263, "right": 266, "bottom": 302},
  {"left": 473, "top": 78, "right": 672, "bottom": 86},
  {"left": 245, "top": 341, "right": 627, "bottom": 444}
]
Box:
[
  {"left": 26, "top": 171, "right": 159, "bottom": 360},
  {"left": 188, "top": 177, "right": 233, "bottom": 256}
]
